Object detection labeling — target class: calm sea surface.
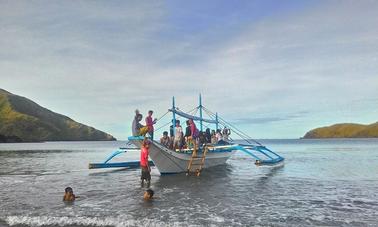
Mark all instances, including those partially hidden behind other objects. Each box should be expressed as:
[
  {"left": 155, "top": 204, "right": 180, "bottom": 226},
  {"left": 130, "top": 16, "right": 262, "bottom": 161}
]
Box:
[{"left": 0, "top": 139, "right": 378, "bottom": 227}]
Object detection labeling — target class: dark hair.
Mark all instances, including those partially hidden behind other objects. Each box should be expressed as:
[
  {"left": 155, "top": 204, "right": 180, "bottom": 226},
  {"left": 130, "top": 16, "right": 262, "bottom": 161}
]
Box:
[
  {"left": 163, "top": 131, "right": 168, "bottom": 135},
  {"left": 148, "top": 110, "right": 153, "bottom": 114},
  {"left": 176, "top": 120, "right": 180, "bottom": 124},
  {"left": 186, "top": 120, "right": 190, "bottom": 125},
  {"left": 146, "top": 189, "right": 154, "bottom": 197},
  {"left": 65, "top": 187, "right": 73, "bottom": 193}
]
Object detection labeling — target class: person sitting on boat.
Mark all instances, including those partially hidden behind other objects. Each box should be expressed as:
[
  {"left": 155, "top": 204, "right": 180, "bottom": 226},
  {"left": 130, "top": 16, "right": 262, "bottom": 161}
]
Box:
[
  {"left": 135, "top": 109, "right": 140, "bottom": 117},
  {"left": 205, "top": 128, "right": 211, "bottom": 143},
  {"left": 215, "top": 129, "right": 222, "bottom": 141},
  {"left": 211, "top": 130, "right": 217, "bottom": 144},
  {"left": 180, "top": 131, "right": 186, "bottom": 149},
  {"left": 132, "top": 110, "right": 140, "bottom": 136},
  {"left": 132, "top": 113, "right": 149, "bottom": 137},
  {"left": 140, "top": 138, "right": 151, "bottom": 188},
  {"left": 184, "top": 120, "right": 192, "bottom": 148},
  {"left": 198, "top": 131, "right": 207, "bottom": 147},
  {"left": 222, "top": 127, "right": 231, "bottom": 142},
  {"left": 63, "top": 187, "right": 78, "bottom": 202},
  {"left": 145, "top": 110, "right": 157, "bottom": 140},
  {"left": 160, "top": 131, "right": 171, "bottom": 148},
  {"left": 216, "top": 129, "right": 229, "bottom": 145},
  {"left": 189, "top": 119, "right": 200, "bottom": 151},
  {"left": 169, "top": 124, "right": 174, "bottom": 149},
  {"left": 173, "top": 120, "right": 183, "bottom": 151}
]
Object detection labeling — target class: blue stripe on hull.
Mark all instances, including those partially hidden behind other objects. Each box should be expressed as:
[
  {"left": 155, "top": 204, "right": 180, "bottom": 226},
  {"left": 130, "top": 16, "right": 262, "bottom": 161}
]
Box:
[{"left": 88, "top": 160, "right": 154, "bottom": 169}]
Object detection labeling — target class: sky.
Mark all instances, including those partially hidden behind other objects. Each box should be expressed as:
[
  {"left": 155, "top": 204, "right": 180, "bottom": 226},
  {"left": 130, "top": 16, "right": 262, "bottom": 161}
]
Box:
[{"left": 1, "top": 0, "right": 377, "bottom": 140}]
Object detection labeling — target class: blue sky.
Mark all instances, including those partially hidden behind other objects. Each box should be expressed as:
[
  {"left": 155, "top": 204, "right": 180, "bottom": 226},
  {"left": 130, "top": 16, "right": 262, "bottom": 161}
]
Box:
[{"left": 1, "top": 0, "right": 377, "bottom": 139}]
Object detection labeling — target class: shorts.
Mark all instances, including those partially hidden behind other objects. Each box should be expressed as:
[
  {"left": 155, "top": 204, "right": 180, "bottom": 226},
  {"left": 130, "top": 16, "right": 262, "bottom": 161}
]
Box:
[
  {"left": 173, "top": 138, "right": 182, "bottom": 148},
  {"left": 141, "top": 166, "right": 151, "bottom": 181},
  {"left": 139, "top": 126, "right": 149, "bottom": 136}
]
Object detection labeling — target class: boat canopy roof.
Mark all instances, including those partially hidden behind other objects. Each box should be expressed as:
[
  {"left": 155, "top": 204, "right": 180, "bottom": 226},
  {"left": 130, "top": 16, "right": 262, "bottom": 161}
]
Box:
[{"left": 168, "top": 108, "right": 218, "bottom": 124}]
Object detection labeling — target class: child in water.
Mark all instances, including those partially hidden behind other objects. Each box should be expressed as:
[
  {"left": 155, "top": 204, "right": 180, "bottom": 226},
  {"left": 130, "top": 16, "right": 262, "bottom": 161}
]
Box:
[
  {"left": 63, "top": 187, "right": 78, "bottom": 201},
  {"left": 143, "top": 189, "right": 154, "bottom": 201}
]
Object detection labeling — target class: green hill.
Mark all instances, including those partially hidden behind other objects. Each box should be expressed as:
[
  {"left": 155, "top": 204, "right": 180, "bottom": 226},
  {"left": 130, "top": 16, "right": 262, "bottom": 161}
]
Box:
[
  {"left": 0, "top": 88, "right": 116, "bottom": 142},
  {"left": 303, "top": 122, "right": 378, "bottom": 138}
]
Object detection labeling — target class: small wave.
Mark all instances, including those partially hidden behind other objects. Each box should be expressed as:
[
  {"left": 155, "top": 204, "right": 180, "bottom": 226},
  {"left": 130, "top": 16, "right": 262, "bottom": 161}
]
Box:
[
  {"left": 5, "top": 215, "right": 184, "bottom": 227},
  {"left": 208, "top": 214, "right": 224, "bottom": 223}
]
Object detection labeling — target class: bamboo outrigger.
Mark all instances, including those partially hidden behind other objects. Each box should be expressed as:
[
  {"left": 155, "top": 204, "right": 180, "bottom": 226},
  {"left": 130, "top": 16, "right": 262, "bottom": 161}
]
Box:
[{"left": 89, "top": 95, "right": 284, "bottom": 174}]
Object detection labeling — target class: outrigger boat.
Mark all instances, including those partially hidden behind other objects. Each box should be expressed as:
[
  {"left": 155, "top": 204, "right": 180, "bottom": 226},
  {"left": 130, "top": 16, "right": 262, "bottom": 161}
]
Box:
[{"left": 89, "top": 95, "right": 284, "bottom": 175}]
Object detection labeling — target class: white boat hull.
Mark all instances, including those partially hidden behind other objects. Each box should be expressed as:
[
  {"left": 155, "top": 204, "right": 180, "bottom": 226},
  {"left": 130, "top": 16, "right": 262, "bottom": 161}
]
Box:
[{"left": 132, "top": 140, "right": 236, "bottom": 174}]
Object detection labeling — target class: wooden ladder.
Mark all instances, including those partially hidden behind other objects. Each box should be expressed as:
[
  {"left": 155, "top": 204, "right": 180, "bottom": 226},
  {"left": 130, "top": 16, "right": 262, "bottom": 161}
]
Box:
[{"left": 187, "top": 145, "right": 208, "bottom": 176}]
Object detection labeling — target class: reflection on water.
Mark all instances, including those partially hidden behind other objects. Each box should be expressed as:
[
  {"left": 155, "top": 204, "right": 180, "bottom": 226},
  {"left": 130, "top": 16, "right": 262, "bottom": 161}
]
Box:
[
  {"left": 1, "top": 139, "right": 378, "bottom": 226},
  {"left": 255, "top": 164, "right": 285, "bottom": 185}
]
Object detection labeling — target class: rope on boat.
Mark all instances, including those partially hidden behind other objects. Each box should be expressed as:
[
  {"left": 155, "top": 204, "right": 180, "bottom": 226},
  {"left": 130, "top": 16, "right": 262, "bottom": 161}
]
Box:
[
  {"left": 187, "top": 106, "right": 198, "bottom": 115},
  {"left": 153, "top": 103, "right": 263, "bottom": 147},
  {"left": 155, "top": 110, "right": 170, "bottom": 122},
  {"left": 202, "top": 106, "right": 263, "bottom": 146},
  {"left": 154, "top": 121, "right": 172, "bottom": 133},
  {"left": 192, "top": 107, "right": 199, "bottom": 116},
  {"left": 218, "top": 117, "right": 262, "bottom": 146}
]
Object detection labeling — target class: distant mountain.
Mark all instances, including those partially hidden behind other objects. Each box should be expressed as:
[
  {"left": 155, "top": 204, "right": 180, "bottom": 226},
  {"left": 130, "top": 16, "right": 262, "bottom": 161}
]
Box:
[
  {"left": 303, "top": 122, "right": 378, "bottom": 138},
  {"left": 0, "top": 88, "right": 116, "bottom": 142}
]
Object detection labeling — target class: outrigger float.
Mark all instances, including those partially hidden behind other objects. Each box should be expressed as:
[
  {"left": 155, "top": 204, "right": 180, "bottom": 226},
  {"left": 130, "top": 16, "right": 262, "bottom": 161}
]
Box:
[{"left": 89, "top": 95, "right": 284, "bottom": 175}]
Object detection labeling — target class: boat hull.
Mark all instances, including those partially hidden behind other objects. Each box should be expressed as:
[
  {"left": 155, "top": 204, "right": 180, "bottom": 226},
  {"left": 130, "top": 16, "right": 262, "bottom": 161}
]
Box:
[{"left": 131, "top": 140, "right": 236, "bottom": 174}]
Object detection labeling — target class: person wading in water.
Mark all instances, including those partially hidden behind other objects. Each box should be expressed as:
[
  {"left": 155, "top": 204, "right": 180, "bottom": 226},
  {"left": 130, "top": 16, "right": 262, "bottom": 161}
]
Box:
[{"left": 140, "top": 138, "right": 151, "bottom": 188}]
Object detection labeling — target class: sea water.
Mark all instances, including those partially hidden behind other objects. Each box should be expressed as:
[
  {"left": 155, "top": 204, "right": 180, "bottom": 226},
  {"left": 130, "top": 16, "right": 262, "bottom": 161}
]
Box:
[{"left": 0, "top": 139, "right": 377, "bottom": 226}]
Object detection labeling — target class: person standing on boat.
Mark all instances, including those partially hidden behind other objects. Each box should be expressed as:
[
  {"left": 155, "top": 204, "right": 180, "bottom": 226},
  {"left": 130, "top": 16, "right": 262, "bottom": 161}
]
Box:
[
  {"left": 211, "top": 130, "right": 217, "bottom": 144},
  {"left": 222, "top": 127, "right": 231, "bottom": 142},
  {"left": 189, "top": 119, "right": 199, "bottom": 149},
  {"left": 169, "top": 124, "right": 174, "bottom": 149},
  {"left": 205, "top": 128, "right": 211, "bottom": 143},
  {"left": 184, "top": 120, "right": 192, "bottom": 148},
  {"left": 216, "top": 129, "right": 223, "bottom": 143},
  {"left": 145, "top": 110, "right": 157, "bottom": 140},
  {"left": 140, "top": 138, "right": 151, "bottom": 188},
  {"left": 173, "top": 120, "right": 183, "bottom": 150}
]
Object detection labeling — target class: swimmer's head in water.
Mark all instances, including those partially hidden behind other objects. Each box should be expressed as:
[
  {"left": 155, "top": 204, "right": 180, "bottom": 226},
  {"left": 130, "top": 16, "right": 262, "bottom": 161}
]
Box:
[
  {"left": 144, "top": 189, "right": 154, "bottom": 200},
  {"left": 65, "top": 187, "right": 73, "bottom": 193},
  {"left": 63, "top": 187, "right": 76, "bottom": 202}
]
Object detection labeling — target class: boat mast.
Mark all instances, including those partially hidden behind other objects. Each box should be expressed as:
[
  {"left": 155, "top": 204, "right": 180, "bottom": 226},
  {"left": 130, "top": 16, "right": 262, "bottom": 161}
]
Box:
[
  {"left": 199, "top": 94, "right": 203, "bottom": 132},
  {"left": 172, "top": 96, "right": 176, "bottom": 136},
  {"left": 216, "top": 112, "right": 218, "bottom": 131}
]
